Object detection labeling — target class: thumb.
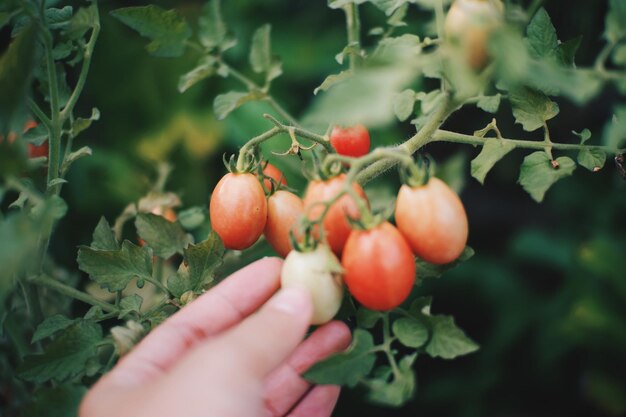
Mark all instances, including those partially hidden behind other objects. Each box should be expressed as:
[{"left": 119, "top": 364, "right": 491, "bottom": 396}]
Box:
[{"left": 172, "top": 287, "right": 313, "bottom": 383}]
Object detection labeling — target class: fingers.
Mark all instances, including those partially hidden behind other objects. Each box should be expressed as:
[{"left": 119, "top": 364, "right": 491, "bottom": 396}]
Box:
[
  {"left": 170, "top": 286, "right": 313, "bottom": 386},
  {"left": 287, "top": 385, "right": 342, "bottom": 417},
  {"left": 263, "top": 321, "right": 351, "bottom": 417},
  {"left": 102, "top": 257, "right": 283, "bottom": 387}
]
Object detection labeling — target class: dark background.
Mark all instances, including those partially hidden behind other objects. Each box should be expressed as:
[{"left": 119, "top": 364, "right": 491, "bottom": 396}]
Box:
[{"left": 4, "top": 1, "right": 625, "bottom": 416}]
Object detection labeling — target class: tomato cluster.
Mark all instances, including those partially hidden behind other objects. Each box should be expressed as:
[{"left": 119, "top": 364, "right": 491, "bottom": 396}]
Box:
[{"left": 209, "top": 125, "right": 469, "bottom": 325}]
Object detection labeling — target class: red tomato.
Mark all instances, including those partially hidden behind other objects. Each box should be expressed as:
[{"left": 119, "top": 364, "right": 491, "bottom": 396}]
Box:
[
  {"left": 28, "top": 142, "right": 49, "bottom": 158},
  {"left": 262, "top": 163, "right": 287, "bottom": 191},
  {"left": 210, "top": 173, "right": 267, "bottom": 250},
  {"left": 303, "top": 174, "right": 368, "bottom": 255},
  {"left": 330, "top": 125, "right": 370, "bottom": 157},
  {"left": 264, "top": 190, "right": 304, "bottom": 258},
  {"left": 395, "top": 177, "right": 468, "bottom": 264},
  {"left": 342, "top": 222, "right": 415, "bottom": 311}
]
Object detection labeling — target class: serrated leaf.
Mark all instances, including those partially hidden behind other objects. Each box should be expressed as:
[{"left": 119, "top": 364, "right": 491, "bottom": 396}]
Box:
[
  {"left": 425, "top": 315, "right": 478, "bottom": 359},
  {"left": 110, "top": 6, "right": 191, "bottom": 58},
  {"left": 304, "top": 329, "right": 376, "bottom": 387},
  {"left": 135, "top": 213, "right": 193, "bottom": 259},
  {"left": 46, "top": 6, "right": 73, "bottom": 30},
  {"left": 119, "top": 294, "right": 143, "bottom": 319},
  {"left": 313, "top": 70, "right": 352, "bottom": 95},
  {"left": 77, "top": 240, "right": 152, "bottom": 292},
  {"left": 577, "top": 149, "right": 606, "bottom": 172},
  {"left": 558, "top": 36, "right": 582, "bottom": 67},
  {"left": 415, "top": 246, "right": 474, "bottom": 278},
  {"left": 518, "top": 152, "right": 576, "bottom": 202},
  {"left": 32, "top": 315, "right": 76, "bottom": 343},
  {"left": 64, "top": 4, "right": 97, "bottom": 40},
  {"left": 393, "top": 89, "right": 416, "bottom": 122},
  {"left": 250, "top": 24, "right": 272, "bottom": 73},
  {"left": 605, "top": 0, "right": 626, "bottom": 43},
  {"left": 471, "top": 139, "right": 516, "bottom": 184},
  {"left": 392, "top": 317, "right": 428, "bottom": 348},
  {"left": 19, "top": 321, "right": 103, "bottom": 383},
  {"left": 356, "top": 308, "right": 383, "bottom": 329},
  {"left": 91, "top": 217, "right": 120, "bottom": 250},
  {"left": 198, "top": 0, "right": 233, "bottom": 51},
  {"left": 509, "top": 87, "right": 559, "bottom": 132},
  {"left": 178, "top": 56, "right": 217, "bottom": 93},
  {"left": 167, "top": 232, "right": 224, "bottom": 297},
  {"left": 526, "top": 8, "right": 558, "bottom": 59},
  {"left": 71, "top": 108, "right": 100, "bottom": 137},
  {"left": 477, "top": 95, "right": 501, "bottom": 113},
  {"left": 366, "top": 354, "right": 416, "bottom": 407},
  {"left": 213, "top": 91, "right": 261, "bottom": 120},
  {"left": 84, "top": 306, "right": 104, "bottom": 321}
]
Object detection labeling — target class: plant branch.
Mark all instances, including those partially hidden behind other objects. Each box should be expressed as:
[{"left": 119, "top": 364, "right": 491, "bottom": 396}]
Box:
[
  {"left": 31, "top": 275, "right": 119, "bottom": 314},
  {"left": 27, "top": 98, "right": 52, "bottom": 129},
  {"left": 343, "top": 3, "right": 362, "bottom": 71}
]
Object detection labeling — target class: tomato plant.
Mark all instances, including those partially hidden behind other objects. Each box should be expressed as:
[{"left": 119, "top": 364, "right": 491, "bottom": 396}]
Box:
[
  {"left": 281, "top": 245, "right": 344, "bottom": 325},
  {"left": 330, "top": 124, "right": 371, "bottom": 157},
  {"left": 342, "top": 222, "right": 416, "bottom": 311},
  {"left": 209, "top": 173, "right": 267, "bottom": 250}
]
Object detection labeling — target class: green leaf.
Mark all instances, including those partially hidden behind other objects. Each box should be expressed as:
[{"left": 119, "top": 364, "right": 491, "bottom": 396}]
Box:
[
  {"left": 605, "top": 0, "right": 626, "bottom": 43},
  {"left": 167, "top": 232, "right": 224, "bottom": 297},
  {"left": 135, "top": 213, "right": 193, "bottom": 259},
  {"left": 603, "top": 106, "right": 626, "bottom": 150},
  {"left": 392, "top": 317, "right": 428, "bottom": 348},
  {"left": 526, "top": 8, "right": 558, "bottom": 59},
  {"left": 477, "top": 94, "right": 501, "bottom": 114},
  {"left": 558, "top": 36, "right": 582, "bottom": 67},
  {"left": 23, "top": 123, "right": 48, "bottom": 145},
  {"left": 64, "top": 4, "right": 97, "bottom": 40},
  {"left": 393, "top": 89, "right": 416, "bottom": 122},
  {"left": 509, "top": 87, "right": 559, "bottom": 132},
  {"left": 177, "top": 206, "right": 207, "bottom": 231},
  {"left": 366, "top": 354, "right": 416, "bottom": 407},
  {"left": 46, "top": 6, "right": 73, "bottom": 30},
  {"left": 518, "top": 152, "right": 576, "bottom": 202},
  {"left": 19, "top": 321, "right": 103, "bottom": 383},
  {"left": 577, "top": 149, "right": 606, "bottom": 172},
  {"left": 91, "top": 217, "right": 120, "bottom": 250},
  {"left": 110, "top": 6, "right": 191, "bottom": 58},
  {"left": 313, "top": 70, "right": 352, "bottom": 95},
  {"left": 573, "top": 128, "right": 592, "bottom": 144},
  {"left": 0, "top": 23, "right": 37, "bottom": 135},
  {"left": 425, "top": 315, "right": 478, "bottom": 359},
  {"left": 356, "top": 308, "right": 384, "bottom": 329},
  {"left": 119, "top": 294, "right": 143, "bottom": 319},
  {"left": 415, "top": 246, "right": 474, "bottom": 279},
  {"left": 614, "top": 44, "right": 626, "bottom": 67},
  {"left": 250, "top": 24, "right": 272, "bottom": 73},
  {"left": 304, "top": 329, "right": 376, "bottom": 387},
  {"left": 62, "top": 146, "right": 92, "bottom": 172},
  {"left": 22, "top": 385, "right": 87, "bottom": 417},
  {"left": 32, "top": 315, "right": 76, "bottom": 343},
  {"left": 77, "top": 240, "right": 153, "bottom": 292},
  {"left": 71, "top": 108, "right": 100, "bottom": 137},
  {"left": 213, "top": 91, "right": 262, "bottom": 120},
  {"left": 471, "top": 139, "right": 516, "bottom": 184},
  {"left": 179, "top": 56, "right": 217, "bottom": 93},
  {"left": 409, "top": 296, "right": 433, "bottom": 315},
  {"left": 198, "top": 0, "right": 234, "bottom": 51}
]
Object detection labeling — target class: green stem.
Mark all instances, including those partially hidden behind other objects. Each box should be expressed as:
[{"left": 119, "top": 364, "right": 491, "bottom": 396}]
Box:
[
  {"left": 594, "top": 41, "right": 616, "bottom": 72},
  {"left": 145, "top": 276, "right": 171, "bottom": 296},
  {"left": 20, "top": 279, "right": 44, "bottom": 324},
  {"left": 431, "top": 129, "right": 625, "bottom": 154},
  {"left": 265, "top": 96, "right": 299, "bottom": 127},
  {"left": 343, "top": 3, "right": 362, "bottom": 71},
  {"left": 355, "top": 95, "right": 453, "bottom": 185},
  {"left": 27, "top": 98, "right": 52, "bottom": 129},
  {"left": 382, "top": 314, "right": 401, "bottom": 379},
  {"left": 31, "top": 275, "right": 119, "bottom": 314},
  {"left": 542, "top": 122, "right": 553, "bottom": 160},
  {"left": 43, "top": 35, "right": 62, "bottom": 194}
]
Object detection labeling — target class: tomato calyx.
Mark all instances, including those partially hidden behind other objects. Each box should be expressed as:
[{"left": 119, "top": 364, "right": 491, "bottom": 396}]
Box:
[{"left": 399, "top": 154, "right": 435, "bottom": 188}]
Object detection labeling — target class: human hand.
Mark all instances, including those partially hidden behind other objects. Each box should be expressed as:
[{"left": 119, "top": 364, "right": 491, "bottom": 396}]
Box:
[{"left": 80, "top": 257, "right": 351, "bottom": 417}]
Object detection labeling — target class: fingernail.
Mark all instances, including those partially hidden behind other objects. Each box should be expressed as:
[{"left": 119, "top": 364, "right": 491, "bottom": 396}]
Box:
[{"left": 269, "top": 287, "right": 311, "bottom": 315}]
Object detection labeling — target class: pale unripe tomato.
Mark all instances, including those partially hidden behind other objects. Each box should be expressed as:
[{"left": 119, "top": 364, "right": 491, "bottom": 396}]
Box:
[
  {"left": 281, "top": 245, "right": 344, "bottom": 325},
  {"left": 445, "top": 0, "right": 504, "bottom": 70},
  {"left": 395, "top": 177, "right": 468, "bottom": 265}
]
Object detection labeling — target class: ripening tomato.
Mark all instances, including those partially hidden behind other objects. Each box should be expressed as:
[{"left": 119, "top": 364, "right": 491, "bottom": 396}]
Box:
[
  {"left": 210, "top": 173, "right": 267, "bottom": 250},
  {"left": 28, "top": 142, "right": 49, "bottom": 159},
  {"left": 262, "top": 163, "right": 287, "bottom": 191},
  {"left": 444, "top": 0, "right": 504, "bottom": 70},
  {"left": 264, "top": 190, "right": 304, "bottom": 258},
  {"left": 395, "top": 177, "right": 468, "bottom": 265},
  {"left": 303, "top": 174, "right": 368, "bottom": 255},
  {"left": 281, "top": 245, "right": 344, "bottom": 325},
  {"left": 342, "top": 222, "right": 415, "bottom": 311},
  {"left": 330, "top": 125, "right": 370, "bottom": 157}
]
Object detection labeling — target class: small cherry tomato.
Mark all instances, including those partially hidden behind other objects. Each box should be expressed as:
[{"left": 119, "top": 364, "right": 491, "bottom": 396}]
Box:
[
  {"left": 281, "top": 245, "right": 344, "bottom": 325},
  {"left": 342, "top": 222, "right": 415, "bottom": 311},
  {"left": 264, "top": 190, "right": 304, "bottom": 258},
  {"left": 395, "top": 177, "right": 468, "bottom": 265},
  {"left": 445, "top": 0, "right": 504, "bottom": 70},
  {"left": 303, "top": 174, "right": 368, "bottom": 255},
  {"left": 261, "top": 162, "right": 288, "bottom": 191},
  {"left": 210, "top": 173, "right": 267, "bottom": 250},
  {"left": 28, "top": 142, "right": 49, "bottom": 159},
  {"left": 330, "top": 125, "right": 370, "bottom": 157}
]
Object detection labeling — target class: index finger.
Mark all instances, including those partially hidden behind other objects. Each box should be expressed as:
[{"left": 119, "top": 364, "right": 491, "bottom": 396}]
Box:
[{"left": 104, "top": 257, "right": 283, "bottom": 388}]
